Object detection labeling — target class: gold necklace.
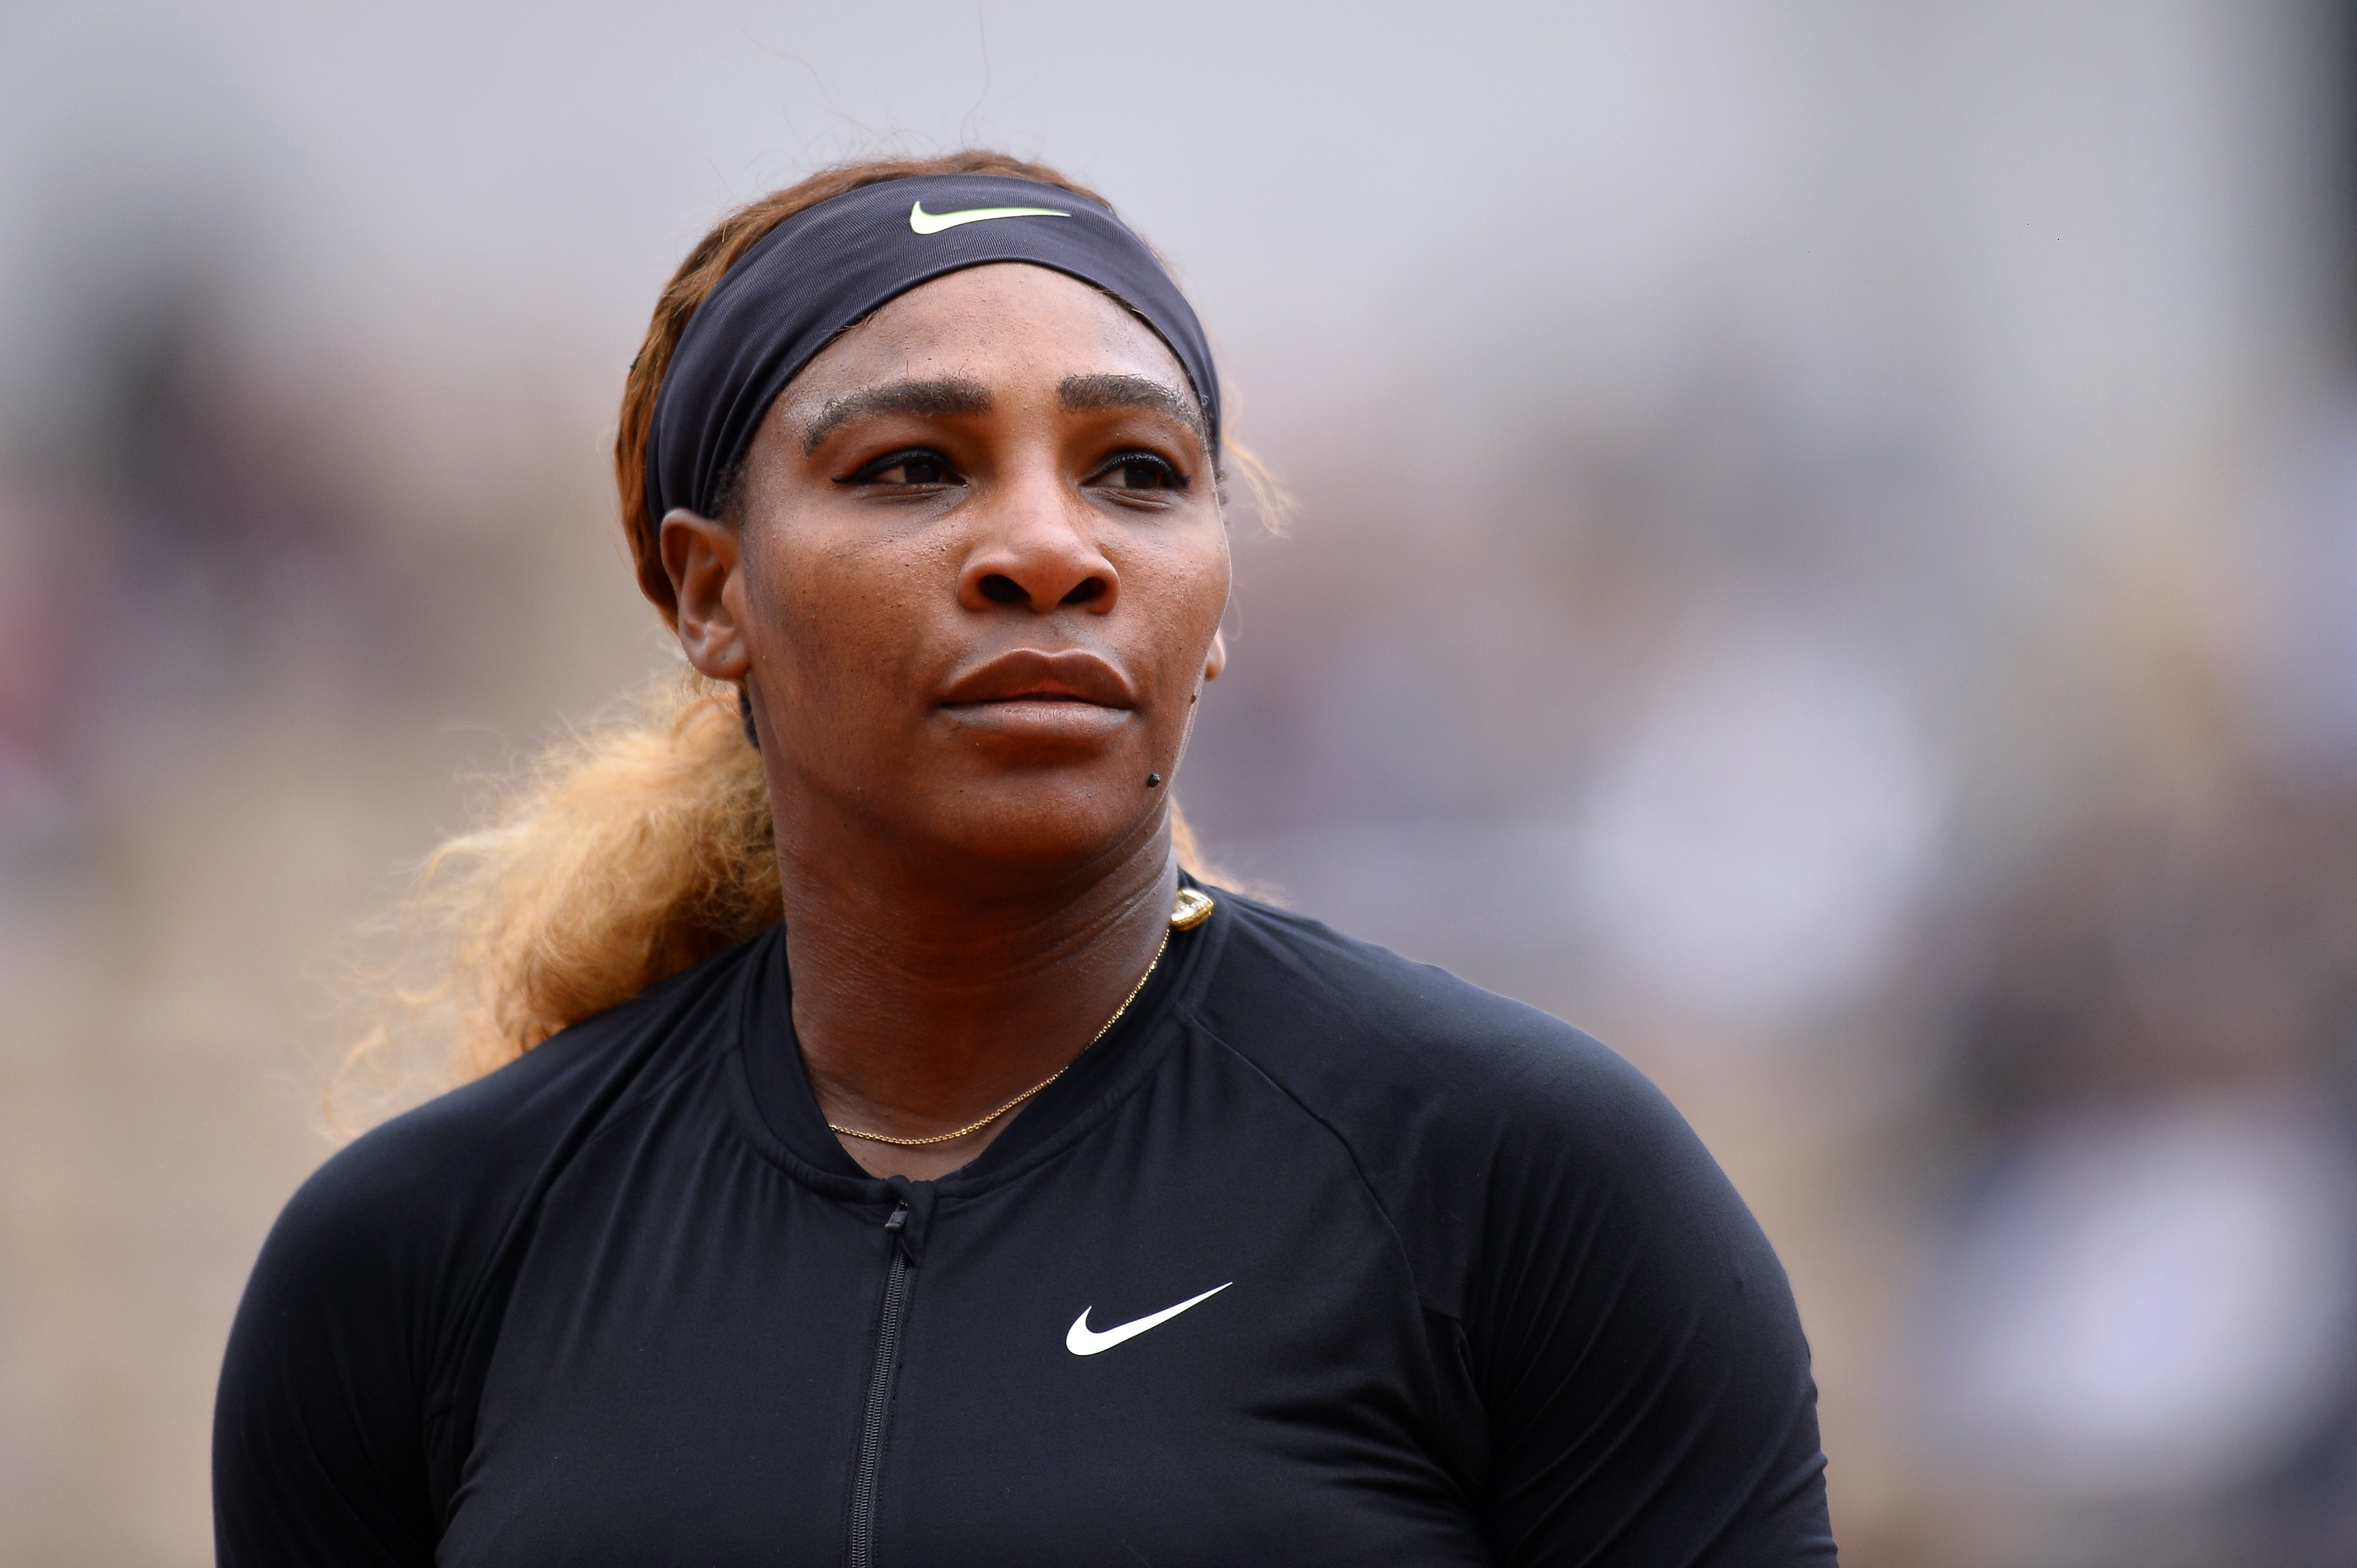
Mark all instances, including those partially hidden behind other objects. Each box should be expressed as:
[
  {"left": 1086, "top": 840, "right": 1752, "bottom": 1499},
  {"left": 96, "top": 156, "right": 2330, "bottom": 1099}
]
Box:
[{"left": 829, "top": 888, "right": 1214, "bottom": 1150}]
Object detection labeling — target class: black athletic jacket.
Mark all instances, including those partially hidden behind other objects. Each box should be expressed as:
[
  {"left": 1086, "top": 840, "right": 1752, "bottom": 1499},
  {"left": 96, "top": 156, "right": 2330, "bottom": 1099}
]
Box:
[{"left": 213, "top": 888, "right": 1836, "bottom": 1565}]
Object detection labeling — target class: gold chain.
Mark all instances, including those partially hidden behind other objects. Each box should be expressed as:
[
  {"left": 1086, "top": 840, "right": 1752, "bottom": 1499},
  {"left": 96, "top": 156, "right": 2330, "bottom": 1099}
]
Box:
[{"left": 827, "top": 897, "right": 1200, "bottom": 1150}]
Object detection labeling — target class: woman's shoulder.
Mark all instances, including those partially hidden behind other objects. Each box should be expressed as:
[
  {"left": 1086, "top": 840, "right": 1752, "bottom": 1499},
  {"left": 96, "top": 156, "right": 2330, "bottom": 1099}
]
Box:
[
  {"left": 1195, "top": 886, "right": 1662, "bottom": 1130},
  {"left": 262, "top": 928, "right": 774, "bottom": 1298},
  {"left": 1191, "top": 890, "right": 1734, "bottom": 1302}
]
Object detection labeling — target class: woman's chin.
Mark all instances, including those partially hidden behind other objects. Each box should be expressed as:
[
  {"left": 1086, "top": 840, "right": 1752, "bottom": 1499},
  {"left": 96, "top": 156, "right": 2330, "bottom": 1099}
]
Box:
[{"left": 911, "top": 773, "right": 1170, "bottom": 871}]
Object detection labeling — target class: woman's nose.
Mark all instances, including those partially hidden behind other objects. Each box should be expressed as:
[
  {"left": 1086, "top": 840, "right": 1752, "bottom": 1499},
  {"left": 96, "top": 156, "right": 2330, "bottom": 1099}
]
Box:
[{"left": 955, "top": 478, "right": 1118, "bottom": 614}]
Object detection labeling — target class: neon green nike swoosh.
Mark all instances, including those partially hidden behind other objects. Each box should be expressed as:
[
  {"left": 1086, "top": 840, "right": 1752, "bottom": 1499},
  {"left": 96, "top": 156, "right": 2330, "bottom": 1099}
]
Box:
[{"left": 908, "top": 201, "right": 1072, "bottom": 235}]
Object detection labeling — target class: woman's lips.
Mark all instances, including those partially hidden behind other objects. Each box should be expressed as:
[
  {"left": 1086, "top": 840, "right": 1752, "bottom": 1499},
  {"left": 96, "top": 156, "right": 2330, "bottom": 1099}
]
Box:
[
  {"left": 939, "top": 648, "right": 1135, "bottom": 706},
  {"left": 937, "top": 649, "right": 1136, "bottom": 743}
]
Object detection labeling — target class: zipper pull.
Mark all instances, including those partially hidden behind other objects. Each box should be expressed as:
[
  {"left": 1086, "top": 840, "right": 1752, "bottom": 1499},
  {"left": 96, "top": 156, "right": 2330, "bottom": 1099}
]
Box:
[
  {"left": 881, "top": 1177, "right": 929, "bottom": 1263},
  {"left": 883, "top": 1200, "right": 913, "bottom": 1261}
]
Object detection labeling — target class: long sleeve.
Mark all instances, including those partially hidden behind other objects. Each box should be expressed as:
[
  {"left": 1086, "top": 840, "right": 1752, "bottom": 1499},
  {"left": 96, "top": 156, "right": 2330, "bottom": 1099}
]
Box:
[
  {"left": 1472, "top": 1049, "right": 1836, "bottom": 1566},
  {"left": 212, "top": 1138, "right": 449, "bottom": 1566}
]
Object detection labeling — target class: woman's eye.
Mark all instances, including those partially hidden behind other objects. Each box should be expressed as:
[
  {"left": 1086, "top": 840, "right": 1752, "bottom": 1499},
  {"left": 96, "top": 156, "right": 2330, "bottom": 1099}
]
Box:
[
  {"left": 1093, "top": 454, "right": 1185, "bottom": 492},
  {"left": 846, "top": 450, "right": 961, "bottom": 487}
]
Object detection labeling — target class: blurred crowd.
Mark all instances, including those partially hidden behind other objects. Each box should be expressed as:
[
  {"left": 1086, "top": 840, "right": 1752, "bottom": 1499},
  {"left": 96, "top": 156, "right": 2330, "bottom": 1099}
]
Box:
[{"left": 8, "top": 2, "right": 2357, "bottom": 1564}]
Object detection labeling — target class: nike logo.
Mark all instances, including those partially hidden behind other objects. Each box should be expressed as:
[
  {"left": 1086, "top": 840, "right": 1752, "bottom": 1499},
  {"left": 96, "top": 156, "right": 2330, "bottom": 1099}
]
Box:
[
  {"left": 909, "top": 200, "right": 1071, "bottom": 236},
  {"left": 1065, "top": 1282, "right": 1232, "bottom": 1356}
]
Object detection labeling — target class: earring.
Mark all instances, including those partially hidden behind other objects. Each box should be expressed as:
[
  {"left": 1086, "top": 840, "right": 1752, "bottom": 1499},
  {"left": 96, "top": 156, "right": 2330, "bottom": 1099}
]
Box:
[{"left": 738, "top": 685, "right": 760, "bottom": 751}]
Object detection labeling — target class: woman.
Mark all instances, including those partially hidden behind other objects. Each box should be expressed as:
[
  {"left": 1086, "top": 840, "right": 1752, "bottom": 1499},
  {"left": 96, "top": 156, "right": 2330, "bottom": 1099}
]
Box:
[{"left": 214, "top": 151, "right": 1836, "bottom": 1565}]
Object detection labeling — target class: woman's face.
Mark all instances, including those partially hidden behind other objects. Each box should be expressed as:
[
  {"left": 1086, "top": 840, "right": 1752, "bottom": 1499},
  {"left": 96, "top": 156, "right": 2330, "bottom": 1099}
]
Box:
[{"left": 662, "top": 262, "right": 1230, "bottom": 874}]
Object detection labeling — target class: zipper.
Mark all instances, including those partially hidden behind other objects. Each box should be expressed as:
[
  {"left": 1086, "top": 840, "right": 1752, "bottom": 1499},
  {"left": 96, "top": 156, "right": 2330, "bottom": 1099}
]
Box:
[{"left": 846, "top": 1199, "right": 915, "bottom": 1568}]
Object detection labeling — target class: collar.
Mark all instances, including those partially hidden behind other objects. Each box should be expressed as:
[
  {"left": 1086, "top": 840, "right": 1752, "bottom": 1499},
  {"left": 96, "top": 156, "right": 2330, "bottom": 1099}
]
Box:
[{"left": 725, "top": 879, "right": 1228, "bottom": 1202}]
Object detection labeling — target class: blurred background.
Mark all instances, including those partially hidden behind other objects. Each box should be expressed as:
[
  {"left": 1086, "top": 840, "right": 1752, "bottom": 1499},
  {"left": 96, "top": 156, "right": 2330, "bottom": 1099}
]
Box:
[{"left": 5, "top": 0, "right": 2357, "bottom": 1562}]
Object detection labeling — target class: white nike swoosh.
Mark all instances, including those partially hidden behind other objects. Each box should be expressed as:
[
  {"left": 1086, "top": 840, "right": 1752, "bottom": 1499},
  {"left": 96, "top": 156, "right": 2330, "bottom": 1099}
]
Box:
[
  {"left": 1065, "top": 1282, "right": 1232, "bottom": 1356},
  {"left": 909, "top": 200, "right": 1072, "bottom": 235}
]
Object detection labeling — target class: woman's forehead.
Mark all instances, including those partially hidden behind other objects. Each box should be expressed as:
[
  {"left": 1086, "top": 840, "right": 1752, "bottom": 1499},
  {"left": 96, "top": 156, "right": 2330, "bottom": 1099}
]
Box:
[{"left": 781, "top": 263, "right": 1197, "bottom": 413}]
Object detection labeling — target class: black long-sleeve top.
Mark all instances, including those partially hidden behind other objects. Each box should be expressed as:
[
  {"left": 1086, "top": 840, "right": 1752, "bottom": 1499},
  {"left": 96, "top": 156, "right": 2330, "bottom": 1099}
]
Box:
[{"left": 214, "top": 886, "right": 1837, "bottom": 1565}]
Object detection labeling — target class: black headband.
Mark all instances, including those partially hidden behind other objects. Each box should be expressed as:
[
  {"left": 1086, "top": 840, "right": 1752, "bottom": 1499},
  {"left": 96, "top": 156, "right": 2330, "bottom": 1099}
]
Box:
[{"left": 647, "top": 173, "right": 1220, "bottom": 525}]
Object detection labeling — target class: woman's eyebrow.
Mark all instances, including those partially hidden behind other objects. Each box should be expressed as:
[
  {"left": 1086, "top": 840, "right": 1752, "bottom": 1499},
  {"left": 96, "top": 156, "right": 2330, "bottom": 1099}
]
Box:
[
  {"left": 801, "top": 376, "right": 993, "bottom": 452},
  {"left": 1059, "top": 373, "right": 1205, "bottom": 445}
]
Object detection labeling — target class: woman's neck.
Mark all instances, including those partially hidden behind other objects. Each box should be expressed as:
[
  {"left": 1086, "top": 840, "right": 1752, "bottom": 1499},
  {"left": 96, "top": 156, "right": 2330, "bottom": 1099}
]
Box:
[{"left": 773, "top": 810, "right": 1180, "bottom": 1181}]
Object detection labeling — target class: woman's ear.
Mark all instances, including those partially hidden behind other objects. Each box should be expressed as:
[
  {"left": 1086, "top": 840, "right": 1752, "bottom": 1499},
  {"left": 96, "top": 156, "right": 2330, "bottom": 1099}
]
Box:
[
  {"left": 660, "top": 509, "right": 751, "bottom": 681},
  {"left": 1203, "top": 628, "right": 1227, "bottom": 683}
]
